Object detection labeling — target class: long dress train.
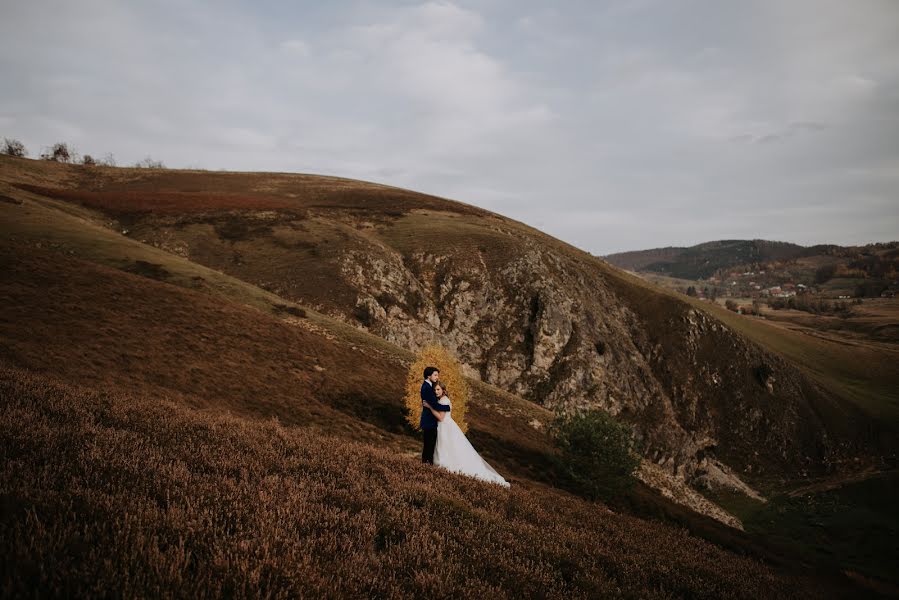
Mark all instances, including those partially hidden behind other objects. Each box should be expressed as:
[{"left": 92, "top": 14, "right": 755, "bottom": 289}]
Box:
[{"left": 433, "top": 398, "right": 510, "bottom": 488}]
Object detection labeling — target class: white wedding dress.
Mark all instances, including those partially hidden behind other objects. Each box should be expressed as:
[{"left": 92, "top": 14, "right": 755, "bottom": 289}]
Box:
[{"left": 433, "top": 397, "right": 510, "bottom": 488}]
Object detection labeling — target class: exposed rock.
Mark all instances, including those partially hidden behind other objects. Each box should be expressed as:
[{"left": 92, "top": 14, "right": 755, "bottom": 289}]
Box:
[
  {"left": 693, "top": 457, "right": 766, "bottom": 503},
  {"left": 326, "top": 232, "right": 856, "bottom": 496},
  {"left": 637, "top": 461, "right": 744, "bottom": 530}
]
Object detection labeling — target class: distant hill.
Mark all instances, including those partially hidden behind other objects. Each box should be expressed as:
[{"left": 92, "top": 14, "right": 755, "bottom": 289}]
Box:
[
  {"left": 604, "top": 240, "right": 808, "bottom": 279},
  {"left": 604, "top": 240, "right": 899, "bottom": 297}
]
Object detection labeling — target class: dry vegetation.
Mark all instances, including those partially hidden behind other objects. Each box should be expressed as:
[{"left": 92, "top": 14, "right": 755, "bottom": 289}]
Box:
[
  {"left": 0, "top": 242, "right": 557, "bottom": 485},
  {"left": 0, "top": 154, "right": 889, "bottom": 595},
  {"left": 1, "top": 367, "right": 816, "bottom": 599},
  {"left": 15, "top": 185, "right": 300, "bottom": 214}
]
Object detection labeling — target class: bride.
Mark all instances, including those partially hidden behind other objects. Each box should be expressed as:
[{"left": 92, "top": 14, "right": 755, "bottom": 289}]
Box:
[{"left": 426, "top": 382, "right": 510, "bottom": 488}]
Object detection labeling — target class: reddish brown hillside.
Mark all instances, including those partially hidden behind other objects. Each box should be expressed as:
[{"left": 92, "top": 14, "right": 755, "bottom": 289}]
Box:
[
  {"left": 0, "top": 156, "right": 891, "bottom": 594},
  {"left": 0, "top": 154, "right": 886, "bottom": 498},
  {"left": 16, "top": 185, "right": 300, "bottom": 213},
  {"left": 0, "top": 366, "right": 821, "bottom": 598},
  {"left": 0, "top": 242, "right": 552, "bottom": 483}
]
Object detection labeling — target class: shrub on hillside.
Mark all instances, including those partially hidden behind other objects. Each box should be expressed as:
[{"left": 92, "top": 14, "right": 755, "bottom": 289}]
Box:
[
  {"left": 82, "top": 154, "right": 96, "bottom": 166},
  {"left": 404, "top": 345, "right": 469, "bottom": 433},
  {"left": 134, "top": 156, "right": 165, "bottom": 169},
  {"left": 2, "top": 137, "right": 27, "bottom": 157},
  {"left": 40, "top": 142, "right": 76, "bottom": 163},
  {"left": 549, "top": 409, "right": 640, "bottom": 502},
  {"left": 769, "top": 296, "right": 853, "bottom": 316}
]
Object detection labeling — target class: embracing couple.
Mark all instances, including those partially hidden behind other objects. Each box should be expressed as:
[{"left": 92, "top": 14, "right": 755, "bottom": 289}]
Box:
[{"left": 420, "top": 366, "right": 509, "bottom": 488}]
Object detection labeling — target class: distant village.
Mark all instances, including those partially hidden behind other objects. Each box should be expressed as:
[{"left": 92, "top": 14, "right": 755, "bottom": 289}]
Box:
[
  {"left": 687, "top": 270, "right": 813, "bottom": 300},
  {"left": 612, "top": 241, "right": 899, "bottom": 314},
  {"left": 679, "top": 263, "right": 899, "bottom": 319},
  {"left": 685, "top": 264, "right": 896, "bottom": 303}
]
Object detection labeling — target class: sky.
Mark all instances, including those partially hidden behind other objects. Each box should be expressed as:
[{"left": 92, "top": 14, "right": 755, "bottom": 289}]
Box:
[{"left": 1, "top": 0, "right": 897, "bottom": 255}]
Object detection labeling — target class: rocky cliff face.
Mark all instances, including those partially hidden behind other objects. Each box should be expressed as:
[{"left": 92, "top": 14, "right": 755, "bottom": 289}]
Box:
[{"left": 303, "top": 212, "right": 862, "bottom": 495}]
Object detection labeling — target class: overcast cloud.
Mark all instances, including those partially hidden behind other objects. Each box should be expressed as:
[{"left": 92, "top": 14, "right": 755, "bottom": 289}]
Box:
[{"left": 1, "top": 0, "right": 897, "bottom": 254}]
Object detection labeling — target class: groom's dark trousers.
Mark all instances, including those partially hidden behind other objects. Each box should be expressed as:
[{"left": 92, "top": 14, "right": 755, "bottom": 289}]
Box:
[
  {"left": 422, "top": 429, "right": 438, "bottom": 465},
  {"left": 420, "top": 380, "right": 450, "bottom": 464}
]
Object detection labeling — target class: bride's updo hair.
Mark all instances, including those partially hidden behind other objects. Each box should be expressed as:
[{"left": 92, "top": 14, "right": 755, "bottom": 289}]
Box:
[{"left": 434, "top": 381, "right": 448, "bottom": 396}]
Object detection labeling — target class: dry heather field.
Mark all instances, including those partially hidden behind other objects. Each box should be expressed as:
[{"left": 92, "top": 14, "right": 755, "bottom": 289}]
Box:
[
  {"left": 0, "top": 155, "right": 886, "bottom": 596},
  {"left": 0, "top": 243, "right": 557, "bottom": 484},
  {"left": 1, "top": 367, "right": 816, "bottom": 599}
]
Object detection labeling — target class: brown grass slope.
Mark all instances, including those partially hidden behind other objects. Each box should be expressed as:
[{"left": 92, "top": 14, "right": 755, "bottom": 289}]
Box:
[
  {"left": 0, "top": 154, "right": 886, "bottom": 491},
  {"left": 0, "top": 234, "right": 783, "bottom": 540},
  {"left": 0, "top": 366, "right": 819, "bottom": 599},
  {"left": 0, "top": 158, "right": 885, "bottom": 593},
  {"left": 1, "top": 232, "right": 848, "bottom": 561},
  {"left": 682, "top": 296, "right": 899, "bottom": 429},
  {"left": 601, "top": 271, "right": 890, "bottom": 483},
  {"left": 0, "top": 236, "right": 785, "bottom": 546},
  {"left": 0, "top": 243, "right": 552, "bottom": 484}
]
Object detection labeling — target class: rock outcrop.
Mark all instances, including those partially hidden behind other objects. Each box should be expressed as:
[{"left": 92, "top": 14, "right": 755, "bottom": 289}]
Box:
[{"left": 311, "top": 222, "right": 860, "bottom": 495}]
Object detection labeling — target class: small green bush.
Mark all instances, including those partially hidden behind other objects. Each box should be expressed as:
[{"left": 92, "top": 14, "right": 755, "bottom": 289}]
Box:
[{"left": 549, "top": 409, "right": 641, "bottom": 501}]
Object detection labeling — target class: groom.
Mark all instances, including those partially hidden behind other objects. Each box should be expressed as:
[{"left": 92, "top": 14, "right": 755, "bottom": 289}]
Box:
[{"left": 420, "top": 366, "right": 450, "bottom": 464}]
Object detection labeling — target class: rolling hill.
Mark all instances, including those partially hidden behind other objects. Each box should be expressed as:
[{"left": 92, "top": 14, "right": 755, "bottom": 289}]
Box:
[
  {"left": 1, "top": 155, "right": 886, "bottom": 498},
  {"left": 603, "top": 240, "right": 807, "bottom": 279},
  {"left": 1, "top": 154, "right": 896, "bottom": 594},
  {"left": 603, "top": 238, "right": 899, "bottom": 295}
]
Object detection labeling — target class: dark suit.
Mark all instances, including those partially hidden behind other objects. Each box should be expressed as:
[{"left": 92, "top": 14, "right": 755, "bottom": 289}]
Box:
[{"left": 420, "top": 380, "right": 450, "bottom": 464}]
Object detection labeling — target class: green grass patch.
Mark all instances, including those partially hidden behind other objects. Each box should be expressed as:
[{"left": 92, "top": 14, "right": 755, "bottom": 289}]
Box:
[
  {"left": 685, "top": 297, "right": 899, "bottom": 426},
  {"left": 743, "top": 472, "right": 899, "bottom": 585},
  {"left": 699, "top": 488, "right": 768, "bottom": 523}
]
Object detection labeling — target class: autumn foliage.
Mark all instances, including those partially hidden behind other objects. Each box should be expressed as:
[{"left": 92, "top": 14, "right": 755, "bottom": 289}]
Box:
[{"left": 404, "top": 345, "right": 470, "bottom": 433}]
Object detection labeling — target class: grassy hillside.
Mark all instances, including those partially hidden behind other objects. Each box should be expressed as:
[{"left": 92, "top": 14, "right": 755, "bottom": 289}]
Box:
[
  {"left": 604, "top": 265, "right": 899, "bottom": 440},
  {"left": 0, "top": 243, "right": 554, "bottom": 484},
  {"left": 686, "top": 297, "right": 899, "bottom": 429},
  {"left": 0, "top": 237, "right": 779, "bottom": 543},
  {"left": 2, "top": 154, "right": 881, "bottom": 489},
  {"left": 2, "top": 153, "right": 893, "bottom": 482},
  {"left": 0, "top": 366, "right": 820, "bottom": 598},
  {"left": 743, "top": 471, "right": 899, "bottom": 589},
  {"left": 1, "top": 155, "right": 895, "bottom": 593}
]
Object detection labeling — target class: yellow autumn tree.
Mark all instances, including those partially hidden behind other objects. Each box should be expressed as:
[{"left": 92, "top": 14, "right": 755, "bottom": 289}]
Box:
[{"left": 404, "top": 344, "right": 470, "bottom": 434}]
